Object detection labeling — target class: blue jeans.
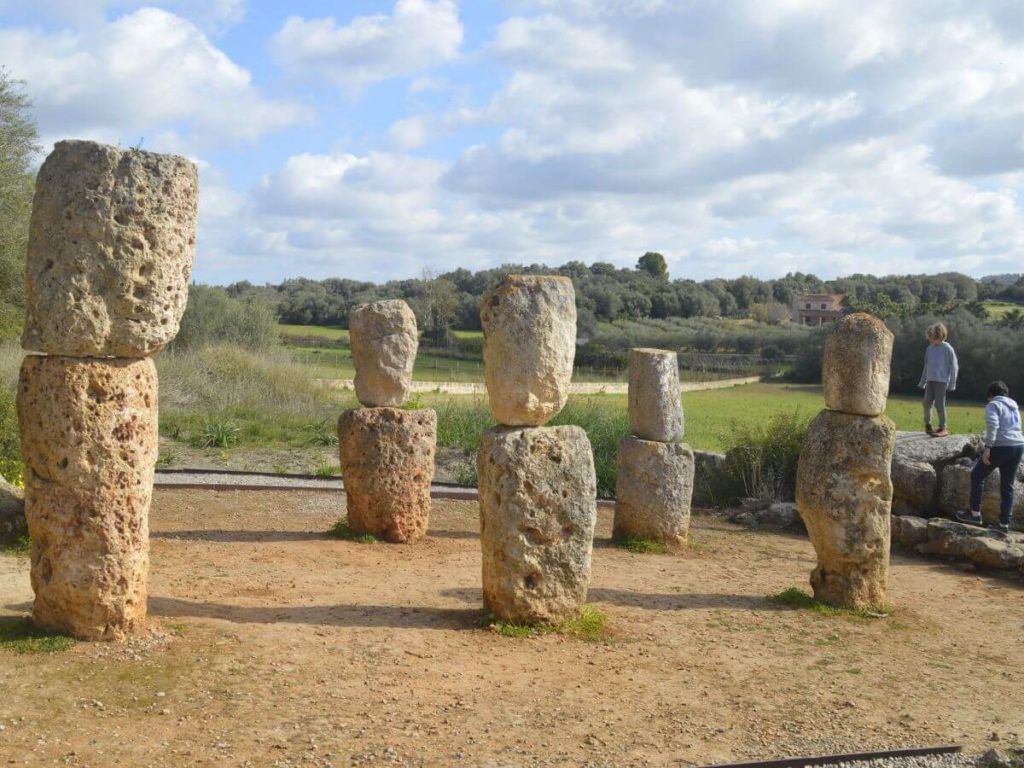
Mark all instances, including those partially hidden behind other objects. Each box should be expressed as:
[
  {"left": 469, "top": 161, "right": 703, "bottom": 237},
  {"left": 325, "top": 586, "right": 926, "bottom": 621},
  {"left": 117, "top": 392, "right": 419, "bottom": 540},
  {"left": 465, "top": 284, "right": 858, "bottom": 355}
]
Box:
[{"left": 970, "top": 445, "right": 1024, "bottom": 526}]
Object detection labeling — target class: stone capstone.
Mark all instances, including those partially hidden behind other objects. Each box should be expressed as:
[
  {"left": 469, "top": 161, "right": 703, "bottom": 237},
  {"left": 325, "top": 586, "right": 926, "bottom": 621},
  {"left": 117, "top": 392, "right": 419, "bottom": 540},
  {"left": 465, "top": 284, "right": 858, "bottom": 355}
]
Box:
[
  {"left": 614, "top": 437, "right": 694, "bottom": 545},
  {"left": 338, "top": 407, "right": 436, "bottom": 543},
  {"left": 477, "top": 425, "right": 597, "bottom": 623},
  {"left": 480, "top": 275, "right": 576, "bottom": 426},
  {"left": 22, "top": 140, "right": 198, "bottom": 358},
  {"left": 822, "top": 312, "right": 894, "bottom": 417},
  {"left": 349, "top": 300, "right": 419, "bottom": 408},
  {"left": 627, "top": 348, "right": 684, "bottom": 442},
  {"left": 0, "top": 477, "right": 26, "bottom": 544},
  {"left": 17, "top": 355, "right": 158, "bottom": 640},
  {"left": 796, "top": 409, "right": 896, "bottom": 610}
]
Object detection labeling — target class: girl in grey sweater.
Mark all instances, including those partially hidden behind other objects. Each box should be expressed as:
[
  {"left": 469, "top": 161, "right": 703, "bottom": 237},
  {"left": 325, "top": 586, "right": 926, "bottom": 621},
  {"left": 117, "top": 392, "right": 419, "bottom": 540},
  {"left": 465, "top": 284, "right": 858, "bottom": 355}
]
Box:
[{"left": 919, "top": 322, "right": 958, "bottom": 437}]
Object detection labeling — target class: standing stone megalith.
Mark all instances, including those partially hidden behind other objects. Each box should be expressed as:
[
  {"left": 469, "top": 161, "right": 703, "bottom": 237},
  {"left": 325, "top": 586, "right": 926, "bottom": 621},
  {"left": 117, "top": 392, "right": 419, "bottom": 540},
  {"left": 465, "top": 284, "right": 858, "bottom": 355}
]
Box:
[
  {"left": 627, "top": 348, "right": 684, "bottom": 442},
  {"left": 338, "top": 407, "right": 436, "bottom": 543},
  {"left": 796, "top": 410, "right": 895, "bottom": 609},
  {"left": 478, "top": 426, "right": 597, "bottom": 624},
  {"left": 481, "top": 275, "right": 576, "bottom": 427},
  {"left": 17, "top": 356, "right": 158, "bottom": 640},
  {"left": 16, "top": 139, "right": 197, "bottom": 640},
  {"left": 796, "top": 312, "right": 896, "bottom": 610},
  {"left": 22, "top": 140, "right": 198, "bottom": 358},
  {"left": 349, "top": 300, "right": 418, "bottom": 408}
]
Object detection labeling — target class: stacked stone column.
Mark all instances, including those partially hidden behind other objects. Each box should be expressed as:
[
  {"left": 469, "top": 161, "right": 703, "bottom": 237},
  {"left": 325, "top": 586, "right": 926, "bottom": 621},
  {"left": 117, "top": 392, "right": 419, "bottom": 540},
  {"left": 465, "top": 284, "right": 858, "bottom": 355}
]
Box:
[
  {"left": 17, "top": 140, "right": 198, "bottom": 640},
  {"left": 337, "top": 300, "right": 436, "bottom": 543},
  {"left": 477, "top": 275, "right": 597, "bottom": 625},
  {"left": 613, "top": 349, "right": 695, "bottom": 546},
  {"left": 796, "top": 313, "right": 896, "bottom": 611}
]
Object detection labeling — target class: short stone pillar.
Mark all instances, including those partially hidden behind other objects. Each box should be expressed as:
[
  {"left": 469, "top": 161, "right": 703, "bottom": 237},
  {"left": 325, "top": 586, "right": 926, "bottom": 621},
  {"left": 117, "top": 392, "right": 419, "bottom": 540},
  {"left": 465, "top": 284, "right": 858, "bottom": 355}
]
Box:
[
  {"left": 18, "top": 139, "right": 197, "bottom": 640},
  {"left": 339, "top": 299, "right": 436, "bottom": 542},
  {"left": 338, "top": 407, "right": 436, "bottom": 543},
  {"left": 614, "top": 348, "right": 695, "bottom": 545},
  {"left": 478, "top": 275, "right": 597, "bottom": 624},
  {"left": 796, "top": 313, "right": 896, "bottom": 610}
]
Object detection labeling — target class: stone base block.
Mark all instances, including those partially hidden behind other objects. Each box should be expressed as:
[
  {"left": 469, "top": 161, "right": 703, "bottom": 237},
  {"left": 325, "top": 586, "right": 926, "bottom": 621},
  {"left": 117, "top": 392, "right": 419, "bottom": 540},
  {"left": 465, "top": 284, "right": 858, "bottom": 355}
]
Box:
[
  {"left": 613, "top": 436, "right": 694, "bottom": 545},
  {"left": 796, "top": 409, "right": 896, "bottom": 611},
  {"left": 338, "top": 407, "right": 436, "bottom": 543},
  {"left": 478, "top": 425, "right": 596, "bottom": 624},
  {"left": 17, "top": 356, "right": 157, "bottom": 640}
]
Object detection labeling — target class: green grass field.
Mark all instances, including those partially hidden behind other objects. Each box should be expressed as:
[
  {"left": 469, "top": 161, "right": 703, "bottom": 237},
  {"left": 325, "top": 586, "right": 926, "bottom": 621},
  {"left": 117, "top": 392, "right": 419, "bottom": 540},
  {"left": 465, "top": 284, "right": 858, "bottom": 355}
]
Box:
[
  {"left": 982, "top": 301, "right": 1023, "bottom": 320},
  {"left": 277, "top": 323, "right": 350, "bottom": 341}
]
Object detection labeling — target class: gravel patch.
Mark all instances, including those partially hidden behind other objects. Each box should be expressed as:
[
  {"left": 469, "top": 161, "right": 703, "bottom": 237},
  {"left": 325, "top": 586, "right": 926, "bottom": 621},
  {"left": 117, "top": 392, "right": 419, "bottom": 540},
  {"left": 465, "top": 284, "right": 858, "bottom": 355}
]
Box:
[{"left": 807, "top": 752, "right": 973, "bottom": 768}]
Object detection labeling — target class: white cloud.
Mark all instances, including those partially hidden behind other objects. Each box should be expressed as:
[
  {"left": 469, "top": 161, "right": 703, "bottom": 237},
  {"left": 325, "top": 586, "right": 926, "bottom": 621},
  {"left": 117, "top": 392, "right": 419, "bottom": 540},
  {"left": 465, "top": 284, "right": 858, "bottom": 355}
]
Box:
[
  {"left": 0, "top": 0, "right": 246, "bottom": 32},
  {"left": 270, "top": 0, "right": 463, "bottom": 93},
  {"left": 0, "top": 8, "right": 303, "bottom": 153}
]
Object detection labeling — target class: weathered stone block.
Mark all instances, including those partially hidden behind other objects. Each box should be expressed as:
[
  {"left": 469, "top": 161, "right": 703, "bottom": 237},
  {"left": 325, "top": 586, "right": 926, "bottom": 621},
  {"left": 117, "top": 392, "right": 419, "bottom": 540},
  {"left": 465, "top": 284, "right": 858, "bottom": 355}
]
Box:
[
  {"left": 349, "top": 300, "right": 418, "bottom": 408},
  {"left": 477, "top": 426, "right": 596, "bottom": 623},
  {"left": 627, "top": 348, "right": 684, "bottom": 442},
  {"left": 796, "top": 409, "right": 896, "bottom": 610},
  {"left": 822, "top": 313, "right": 893, "bottom": 417},
  {"left": 338, "top": 407, "right": 436, "bottom": 543},
  {"left": 22, "top": 140, "right": 198, "bottom": 357},
  {"left": 890, "top": 515, "right": 929, "bottom": 549},
  {"left": 891, "top": 459, "right": 937, "bottom": 512},
  {"left": 614, "top": 436, "right": 694, "bottom": 544},
  {"left": 481, "top": 275, "right": 576, "bottom": 427},
  {"left": 17, "top": 355, "right": 157, "bottom": 640}
]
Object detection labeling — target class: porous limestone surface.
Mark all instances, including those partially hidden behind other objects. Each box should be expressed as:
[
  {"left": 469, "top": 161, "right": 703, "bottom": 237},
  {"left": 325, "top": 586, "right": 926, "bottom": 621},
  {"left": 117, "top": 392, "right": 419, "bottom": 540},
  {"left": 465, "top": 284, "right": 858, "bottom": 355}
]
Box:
[
  {"left": 349, "top": 300, "right": 418, "bottom": 408},
  {"left": 822, "top": 312, "right": 893, "bottom": 417},
  {"left": 614, "top": 436, "right": 694, "bottom": 544},
  {"left": 627, "top": 348, "right": 684, "bottom": 442}
]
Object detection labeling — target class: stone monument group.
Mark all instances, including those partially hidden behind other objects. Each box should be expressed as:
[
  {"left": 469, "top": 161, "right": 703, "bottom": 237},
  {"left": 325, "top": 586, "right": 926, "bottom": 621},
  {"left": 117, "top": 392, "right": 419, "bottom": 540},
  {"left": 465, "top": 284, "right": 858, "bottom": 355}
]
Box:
[{"left": 12, "top": 140, "right": 896, "bottom": 642}]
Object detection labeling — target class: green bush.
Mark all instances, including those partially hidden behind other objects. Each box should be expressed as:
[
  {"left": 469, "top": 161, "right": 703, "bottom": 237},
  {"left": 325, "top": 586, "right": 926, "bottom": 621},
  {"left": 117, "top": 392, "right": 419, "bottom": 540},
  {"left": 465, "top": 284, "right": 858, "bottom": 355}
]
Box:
[
  {"left": 707, "top": 410, "right": 811, "bottom": 504},
  {"left": 171, "top": 285, "right": 278, "bottom": 352},
  {"left": 0, "top": 385, "right": 22, "bottom": 485}
]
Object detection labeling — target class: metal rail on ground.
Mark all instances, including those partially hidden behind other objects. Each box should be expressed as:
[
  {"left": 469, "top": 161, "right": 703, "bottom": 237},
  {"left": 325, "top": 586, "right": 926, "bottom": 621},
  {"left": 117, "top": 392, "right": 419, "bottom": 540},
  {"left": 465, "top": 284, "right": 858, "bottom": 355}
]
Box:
[{"left": 703, "top": 744, "right": 962, "bottom": 768}]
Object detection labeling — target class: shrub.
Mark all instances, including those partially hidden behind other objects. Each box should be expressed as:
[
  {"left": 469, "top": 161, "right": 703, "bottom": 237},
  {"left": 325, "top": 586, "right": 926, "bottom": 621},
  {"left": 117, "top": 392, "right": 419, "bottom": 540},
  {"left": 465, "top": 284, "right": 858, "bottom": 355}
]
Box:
[
  {"left": 171, "top": 285, "right": 277, "bottom": 352},
  {"left": 0, "top": 385, "right": 22, "bottom": 485}
]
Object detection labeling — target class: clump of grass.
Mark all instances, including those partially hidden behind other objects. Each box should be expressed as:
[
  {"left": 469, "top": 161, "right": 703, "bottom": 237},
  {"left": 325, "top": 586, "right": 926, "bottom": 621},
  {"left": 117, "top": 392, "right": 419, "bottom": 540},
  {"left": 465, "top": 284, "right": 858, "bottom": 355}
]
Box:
[
  {"left": 314, "top": 463, "right": 341, "bottom": 478},
  {"left": 327, "top": 520, "right": 379, "bottom": 544},
  {"left": 0, "top": 617, "right": 76, "bottom": 654},
  {"left": 768, "top": 587, "right": 890, "bottom": 619},
  {"left": 485, "top": 606, "right": 609, "bottom": 642},
  {"left": 551, "top": 398, "right": 629, "bottom": 498},
  {"left": 193, "top": 417, "right": 240, "bottom": 449},
  {"left": 612, "top": 536, "right": 669, "bottom": 555}
]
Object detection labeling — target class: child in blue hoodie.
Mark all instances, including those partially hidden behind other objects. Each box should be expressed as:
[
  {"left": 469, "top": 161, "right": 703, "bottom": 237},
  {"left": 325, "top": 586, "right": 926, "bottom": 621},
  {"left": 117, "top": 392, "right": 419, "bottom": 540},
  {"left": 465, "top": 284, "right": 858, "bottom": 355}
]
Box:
[
  {"left": 956, "top": 381, "right": 1024, "bottom": 534},
  {"left": 919, "top": 322, "right": 958, "bottom": 437}
]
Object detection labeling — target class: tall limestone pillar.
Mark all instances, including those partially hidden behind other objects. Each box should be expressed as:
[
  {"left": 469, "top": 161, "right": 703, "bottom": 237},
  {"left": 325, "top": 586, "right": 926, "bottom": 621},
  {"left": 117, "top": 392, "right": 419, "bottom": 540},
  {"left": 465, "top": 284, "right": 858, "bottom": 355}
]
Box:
[
  {"left": 18, "top": 140, "right": 198, "bottom": 640},
  {"left": 796, "top": 313, "right": 896, "bottom": 610},
  {"left": 613, "top": 348, "right": 695, "bottom": 545},
  {"left": 337, "top": 300, "right": 436, "bottom": 543},
  {"left": 478, "top": 275, "right": 597, "bottom": 624}
]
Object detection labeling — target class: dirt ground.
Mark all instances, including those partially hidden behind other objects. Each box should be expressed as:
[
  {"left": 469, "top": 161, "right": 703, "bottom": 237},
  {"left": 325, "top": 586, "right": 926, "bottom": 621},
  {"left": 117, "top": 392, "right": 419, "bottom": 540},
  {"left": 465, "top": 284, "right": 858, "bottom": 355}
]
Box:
[{"left": 2, "top": 489, "right": 1023, "bottom": 768}]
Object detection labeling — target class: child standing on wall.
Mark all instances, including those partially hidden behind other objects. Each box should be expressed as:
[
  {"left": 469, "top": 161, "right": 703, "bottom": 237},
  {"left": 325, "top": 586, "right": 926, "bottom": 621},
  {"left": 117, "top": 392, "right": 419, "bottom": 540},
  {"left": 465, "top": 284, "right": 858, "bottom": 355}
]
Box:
[
  {"left": 919, "top": 322, "right": 958, "bottom": 437},
  {"left": 955, "top": 381, "right": 1024, "bottom": 535}
]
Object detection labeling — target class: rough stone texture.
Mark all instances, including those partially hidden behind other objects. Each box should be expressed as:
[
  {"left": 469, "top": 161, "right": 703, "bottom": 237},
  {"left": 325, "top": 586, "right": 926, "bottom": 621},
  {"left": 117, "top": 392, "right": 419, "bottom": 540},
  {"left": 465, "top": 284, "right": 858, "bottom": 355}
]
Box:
[
  {"left": 890, "top": 459, "right": 937, "bottom": 514},
  {"left": 937, "top": 460, "right": 1024, "bottom": 527},
  {"left": 796, "top": 409, "right": 896, "bottom": 610},
  {"left": 614, "top": 436, "right": 694, "bottom": 544},
  {"left": 915, "top": 518, "right": 1024, "bottom": 570},
  {"left": 822, "top": 313, "right": 894, "bottom": 417},
  {"left": 891, "top": 514, "right": 929, "bottom": 549},
  {"left": 0, "top": 477, "right": 26, "bottom": 544},
  {"left": 481, "top": 275, "right": 576, "bottom": 427},
  {"left": 627, "top": 348, "right": 684, "bottom": 442},
  {"left": 17, "top": 355, "right": 158, "bottom": 640},
  {"left": 22, "top": 140, "right": 198, "bottom": 358},
  {"left": 893, "top": 431, "right": 976, "bottom": 466},
  {"left": 338, "top": 407, "right": 436, "bottom": 543},
  {"left": 477, "top": 426, "right": 597, "bottom": 623},
  {"left": 729, "top": 502, "right": 803, "bottom": 530},
  {"left": 349, "top": 300, "right": 418, "bottom": 407}
]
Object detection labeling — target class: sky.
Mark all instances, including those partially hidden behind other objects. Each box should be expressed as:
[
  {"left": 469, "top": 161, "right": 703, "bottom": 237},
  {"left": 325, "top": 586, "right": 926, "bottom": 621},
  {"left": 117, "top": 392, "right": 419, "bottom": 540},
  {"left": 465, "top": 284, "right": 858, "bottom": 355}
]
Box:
[{"left": 1, "top": 0, "right": 1023, "bottom": 285}]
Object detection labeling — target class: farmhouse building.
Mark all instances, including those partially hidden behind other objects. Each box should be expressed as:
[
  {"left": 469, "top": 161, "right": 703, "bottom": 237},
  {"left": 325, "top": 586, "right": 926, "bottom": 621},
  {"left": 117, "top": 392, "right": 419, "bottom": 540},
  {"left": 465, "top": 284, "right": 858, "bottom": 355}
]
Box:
[{"left": 791, "top": 293, "right": 844, "bottom": 325}]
